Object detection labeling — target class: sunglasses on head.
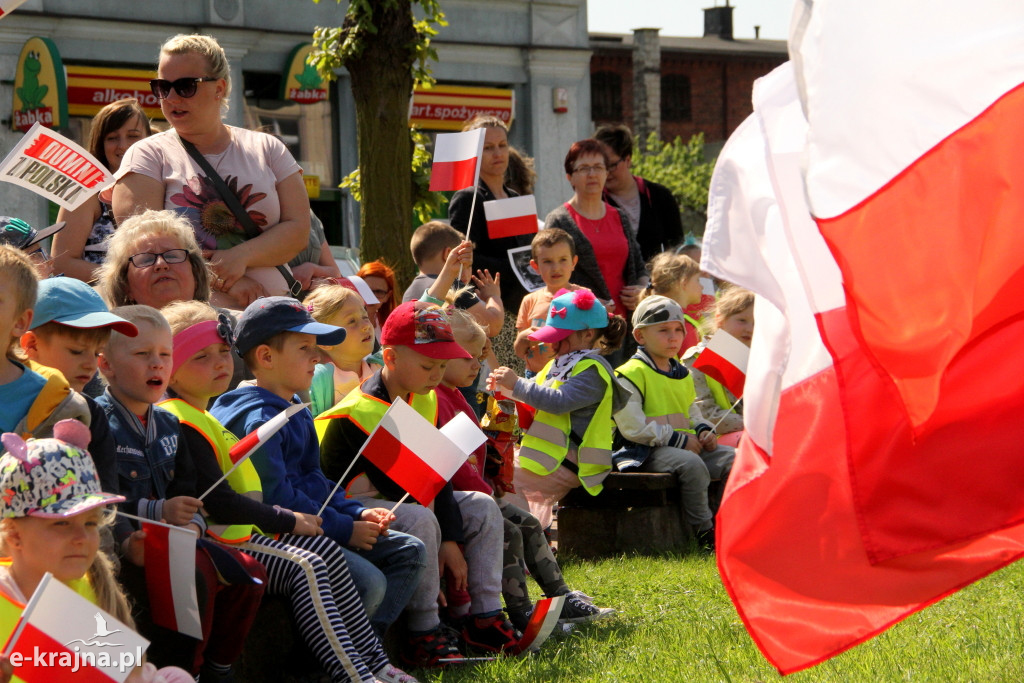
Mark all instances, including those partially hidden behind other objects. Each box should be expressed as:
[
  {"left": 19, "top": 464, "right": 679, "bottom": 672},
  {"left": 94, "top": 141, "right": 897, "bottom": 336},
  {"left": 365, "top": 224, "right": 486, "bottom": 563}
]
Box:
[{"left": 149, "top": 76, "right": 218, "bottom": 100}]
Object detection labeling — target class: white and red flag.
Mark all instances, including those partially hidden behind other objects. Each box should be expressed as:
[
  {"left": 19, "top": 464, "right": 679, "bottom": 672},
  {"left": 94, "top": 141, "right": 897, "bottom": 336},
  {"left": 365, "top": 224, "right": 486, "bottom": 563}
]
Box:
[
  {"left": 143, "top": 522, "right": 203, "bottom": 640},
  {"left": 428, "top": 128, "right": 485, "bottom": 192},
  {"left": 708, "top": 35, "right": 1024, "bottom": 675},
  {"left": 483, "top": 195, "right": 539, "bottom": 239},
  {"left": 360, "top": 398, "right": 484, "bottom": 505},
  {"left": 692, "top": 328, "right": 748, "bottom": 398},
  {"left": 0, "top": 0, "right": 26, "bottom": 19},
  {"left": 3, "top": 572, "right": 148, "bottom": 682}
]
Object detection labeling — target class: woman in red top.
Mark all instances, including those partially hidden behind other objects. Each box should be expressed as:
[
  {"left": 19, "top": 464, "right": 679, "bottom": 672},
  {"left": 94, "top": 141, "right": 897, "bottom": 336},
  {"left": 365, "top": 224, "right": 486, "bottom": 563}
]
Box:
[{"left": 542, "top": 139, "right": 647, "bottom": 317}]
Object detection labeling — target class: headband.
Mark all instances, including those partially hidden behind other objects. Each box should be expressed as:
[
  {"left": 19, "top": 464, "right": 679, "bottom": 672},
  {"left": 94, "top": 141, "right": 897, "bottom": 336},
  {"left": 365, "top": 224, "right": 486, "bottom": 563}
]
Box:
[{"left": 172, "top": 314, "right": 234, "bottom": 375}]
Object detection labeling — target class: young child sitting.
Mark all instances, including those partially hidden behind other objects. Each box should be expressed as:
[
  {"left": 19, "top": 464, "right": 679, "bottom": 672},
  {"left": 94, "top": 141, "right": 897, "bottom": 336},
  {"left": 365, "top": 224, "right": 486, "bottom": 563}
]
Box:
[
  {"left": 685, "top": 285, "right": 754, "bottom": 449},
  {"left": 317, "top": 302, "right": 519, "bottom": 666},
  {"left": 441, "top": 310, "right": 614, "bottom": 629},
  {"left": 210, "top": 297, "right": 427, "bottom": 640},
  {"left": 0, "top": 247, "right": 91, "bottom": 443},
  {"left": 488, "top": 288, "right": 630, "bottom": 530},
  {"left": 642, "top": 252, "right": 706, "bottom": 355},
  {"left": 305, "top": 283, "right": 378, "bottom": 418},
  {"left": 19, "top": 276, "right": 140, "bottom": 492},
  {"left": 97, "top": 305, "right": 266, "bottom": 679},
  {"left": 160, "top": 300, "right": 416, "bottom": 683},
  {"left": 0, "top": 421, "right": 192, "bottom": 683},
  {"left": 514, "top": 229, "right": 580, "bottom": 377},
  {"left": 401, "top": 221, "right": 503, "bottom": 337},
  {"left": 613, "top": 296, "right": 735, "bottom": 550}
]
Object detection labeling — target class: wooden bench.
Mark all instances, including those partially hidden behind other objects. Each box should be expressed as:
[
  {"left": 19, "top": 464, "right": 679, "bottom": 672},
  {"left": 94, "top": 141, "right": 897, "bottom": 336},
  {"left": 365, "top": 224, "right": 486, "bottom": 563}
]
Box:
[{"left": 556, "top": 472, "right": 691, "bottom": 558}]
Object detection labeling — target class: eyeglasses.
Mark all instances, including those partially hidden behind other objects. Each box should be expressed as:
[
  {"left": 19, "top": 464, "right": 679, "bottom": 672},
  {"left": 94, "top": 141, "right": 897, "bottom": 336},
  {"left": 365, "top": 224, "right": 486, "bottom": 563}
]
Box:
[
  {"left": 149, "top": 76, "right": 219, "bottom": 100},
  {"left": 572, "top": 165, "right": 607, "bottom": 175},
  {"left": 606, "top": 157, "right": 623, "bottom": 172},
  {"left": 370, "top": 288, "right": 390, "bottom": 299},
  {"left": 128, "top": 249, "right": 190, "bottom": 268}
]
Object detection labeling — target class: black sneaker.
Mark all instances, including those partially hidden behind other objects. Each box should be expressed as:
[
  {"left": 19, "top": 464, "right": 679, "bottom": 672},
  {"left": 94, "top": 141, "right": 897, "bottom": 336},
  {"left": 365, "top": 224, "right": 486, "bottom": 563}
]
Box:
[
  {"left": 507, "top": 606, "right": 532, "bottom": 632},
  {"left": 557, "top": 591, "right": 616, "bottom": 624},
  {"left": 696, "top": 525, "right": 716, "bottom": 553},
  {"left": 401, "top": 625, "right": 463, "bottom": 667},
  {"left": 461, "top": 613, "right": 521, "bottom": 653}
]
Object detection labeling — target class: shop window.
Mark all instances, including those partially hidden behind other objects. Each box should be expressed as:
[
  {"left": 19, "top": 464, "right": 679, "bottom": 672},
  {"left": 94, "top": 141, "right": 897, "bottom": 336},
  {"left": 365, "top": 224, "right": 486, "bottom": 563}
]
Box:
[
  {"left": 591, "top": 70, "right": 622, "bottom": 121},
  {"left": 661, "top": 74, "right": 692, "bottom": 122}
]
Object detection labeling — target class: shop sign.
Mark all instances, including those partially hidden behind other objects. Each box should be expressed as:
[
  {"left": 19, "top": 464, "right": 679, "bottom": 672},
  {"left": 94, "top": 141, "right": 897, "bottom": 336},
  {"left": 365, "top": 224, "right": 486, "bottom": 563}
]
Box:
[
  {"left": 11, "top": 37, "right": 67, "bottom": 132},
  {"left": 409, "top": 85, "right": 515, "bottom": 131},
  {"left": 303, "top": 174, "right": 320, "bottom": 199},
  {"left": 282, "top": 44, "right": 328, "bottom": 104},
  {"left": 66, "top": 65, "right": 163, "bottom": 120}
]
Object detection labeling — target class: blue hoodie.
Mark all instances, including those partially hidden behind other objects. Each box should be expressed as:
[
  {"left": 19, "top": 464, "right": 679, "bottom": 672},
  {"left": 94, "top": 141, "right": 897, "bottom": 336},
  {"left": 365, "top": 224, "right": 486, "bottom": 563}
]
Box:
[{"left": 211, "top": 384, "right": 364, "bottom": 543}]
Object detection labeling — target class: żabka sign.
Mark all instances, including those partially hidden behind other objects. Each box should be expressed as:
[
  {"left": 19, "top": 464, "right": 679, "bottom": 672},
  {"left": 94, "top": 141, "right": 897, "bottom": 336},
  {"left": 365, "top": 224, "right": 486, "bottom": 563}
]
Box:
[
  {"left": 66, "top": 65, "right": 164, "bottom": 120},
  {"left": 11, "top": 37, "right": 67, "bottom": 133},
  {"left": 282, "top": 43, "right": 328, "bottom": 105}
]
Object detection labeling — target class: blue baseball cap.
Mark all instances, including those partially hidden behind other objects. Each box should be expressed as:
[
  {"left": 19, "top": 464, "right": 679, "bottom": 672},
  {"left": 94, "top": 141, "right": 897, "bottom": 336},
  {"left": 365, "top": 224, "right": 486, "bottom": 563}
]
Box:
[
  {"left": 529, "top": 288, "right": 609, "bottom": 344},
  {"left": 31, "top": 277, "right": 138, "bottom": 336},
  {"left": 234, "top": 296, "right": 346, "bottom": 356}
]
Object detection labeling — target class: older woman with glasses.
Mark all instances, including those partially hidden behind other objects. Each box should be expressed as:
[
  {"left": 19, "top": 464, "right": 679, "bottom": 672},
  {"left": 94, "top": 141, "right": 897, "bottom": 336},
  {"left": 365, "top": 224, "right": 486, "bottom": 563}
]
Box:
[
  {"left": 543, "top": 138, "right": 646, "bottom": 318},
  {"left": 98, "top": 209, "right": 211, "bottom": 310},
  {"left": 113, "top": 33, "right": 309, "bottom": 309}
]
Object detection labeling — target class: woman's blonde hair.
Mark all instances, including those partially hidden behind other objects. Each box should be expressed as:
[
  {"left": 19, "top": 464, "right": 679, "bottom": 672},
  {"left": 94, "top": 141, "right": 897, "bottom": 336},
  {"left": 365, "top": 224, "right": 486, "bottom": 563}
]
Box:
[
  {"left": 714, "top": 285, "right": 754, "bottom": 327},
  {"left": 98, "top": 209, "right": 211, "bottom": 308},
  {"left": 640, "top": 252, "right": 702, "bottom": 303},
  {"left": 162, "top": 299, "right": 219, "bottom": 336},
  {"left": 0, "top": 246, "right": 39, "bottom": 361},
  {"left": 305, "top": 283, "right": 364, "bottom": 325},
  {"left": 160, "top": 34, "right": 231, "bottom": 115}
]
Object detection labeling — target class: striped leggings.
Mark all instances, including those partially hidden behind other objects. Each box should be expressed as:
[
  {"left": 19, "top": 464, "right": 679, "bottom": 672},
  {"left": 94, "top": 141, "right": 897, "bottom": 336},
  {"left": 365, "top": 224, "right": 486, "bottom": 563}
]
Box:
[{"left": 238, "top": 533, "right": 390, "bottom": 683}]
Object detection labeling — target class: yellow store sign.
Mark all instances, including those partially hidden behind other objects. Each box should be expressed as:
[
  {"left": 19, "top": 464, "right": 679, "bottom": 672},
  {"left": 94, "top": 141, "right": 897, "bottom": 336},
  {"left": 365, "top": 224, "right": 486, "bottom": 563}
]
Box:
[{"left": 11, "top": 37, "right": 67, "bottom": 132}]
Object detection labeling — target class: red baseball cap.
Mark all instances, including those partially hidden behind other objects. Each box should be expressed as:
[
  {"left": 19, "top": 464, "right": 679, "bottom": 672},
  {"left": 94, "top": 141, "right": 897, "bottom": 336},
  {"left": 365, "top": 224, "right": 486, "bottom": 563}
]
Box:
[{"left": 381, "top": 301, "right": 472, "bottom": 360}]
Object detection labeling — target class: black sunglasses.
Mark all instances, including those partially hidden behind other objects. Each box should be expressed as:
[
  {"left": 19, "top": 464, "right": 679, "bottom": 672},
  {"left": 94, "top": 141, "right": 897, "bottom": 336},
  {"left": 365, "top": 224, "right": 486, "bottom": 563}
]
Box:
[{"left": 149, "top": 76, "right": 219, "bottom": 100}]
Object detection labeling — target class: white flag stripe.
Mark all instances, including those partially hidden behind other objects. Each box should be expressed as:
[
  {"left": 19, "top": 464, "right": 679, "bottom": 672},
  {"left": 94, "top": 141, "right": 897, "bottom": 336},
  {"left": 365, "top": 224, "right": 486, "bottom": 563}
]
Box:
[
  {"left": 794, "top": 1, "right": 1024, "bottom": 219},
  {"left": 703, "top": 329, "right": 749, "bottom": 374},
  {"left": 255, "top": 401, "right": 307, "bottom": 440},
  {"left": 432, "top": 129, "right": 485, "bottom": 164},
  {"left": 379, "top": 399, "right": 472, "bottom": 481},
  {"left": 482, "top": 195, "right": 537, "bottom": 221},
  {"left": 438, "top": 411, "right": 487, "bottom": 459},
  {"left": 167, "top": 526, "right": 203, "bottom": 640}
]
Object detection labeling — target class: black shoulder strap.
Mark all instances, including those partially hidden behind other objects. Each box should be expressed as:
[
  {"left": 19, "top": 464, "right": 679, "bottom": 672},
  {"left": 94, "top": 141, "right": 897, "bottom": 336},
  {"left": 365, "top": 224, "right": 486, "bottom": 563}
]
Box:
[{"left": 179, "top": 135, "right": 302, "bottom": 297}]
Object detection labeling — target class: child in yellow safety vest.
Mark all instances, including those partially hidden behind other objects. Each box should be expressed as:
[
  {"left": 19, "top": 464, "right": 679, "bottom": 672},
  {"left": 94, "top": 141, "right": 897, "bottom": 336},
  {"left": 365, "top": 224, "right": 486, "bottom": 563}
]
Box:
[
  {"left": 0, "top": 420, "right": 192, "bottom": 683},
  {"left": 613, "top": 296, "right": 735, "bottom": 551},
  {"left": 159, "top": 300, "right": 417, "bottom": 683},
  {"left": 488, "top": 288, "right": 630, "bottom": 530}
]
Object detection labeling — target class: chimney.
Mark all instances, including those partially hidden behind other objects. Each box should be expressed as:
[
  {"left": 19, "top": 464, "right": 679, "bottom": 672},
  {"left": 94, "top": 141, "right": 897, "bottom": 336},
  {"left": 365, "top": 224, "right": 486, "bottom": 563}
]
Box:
[
  {"left": 754, "top": 25, "right": 761, "bottom": 39},
  {"left": 632, "top": 28, "right": 661, "bottom": 150},
  {"left": 703, "top": 3, "right": 734, "bottom": 40}
]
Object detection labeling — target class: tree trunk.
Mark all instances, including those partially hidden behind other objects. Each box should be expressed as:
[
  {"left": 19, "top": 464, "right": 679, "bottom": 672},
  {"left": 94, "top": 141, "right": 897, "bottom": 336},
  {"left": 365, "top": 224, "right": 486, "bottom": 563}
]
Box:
[{"left": 344, "top": 2, "right": 418, "bottom": 284}]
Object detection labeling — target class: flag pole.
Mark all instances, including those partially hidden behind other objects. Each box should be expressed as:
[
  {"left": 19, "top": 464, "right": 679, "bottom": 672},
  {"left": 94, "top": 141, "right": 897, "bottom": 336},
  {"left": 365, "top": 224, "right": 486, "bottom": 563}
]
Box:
[
  {"left": 458, "top": 182, "right": 480, "bottom": 284},
  {"left": 389, "top": 492, "right": 411, "bottom": 514},
  {"left": 711, "top": 396, "right": 744, "bottom": 432},
  {"left": 316, "top": 453, "right": 365, "bottom": 518},
  {"left": 115, "top": 510, "right": 198, "bottom": 534},
  {"left": 197, "top": 451, "right": 256, "bottom": 501},
  {"left": 3, "top": 572, "right": 53, "bottom": 657}
]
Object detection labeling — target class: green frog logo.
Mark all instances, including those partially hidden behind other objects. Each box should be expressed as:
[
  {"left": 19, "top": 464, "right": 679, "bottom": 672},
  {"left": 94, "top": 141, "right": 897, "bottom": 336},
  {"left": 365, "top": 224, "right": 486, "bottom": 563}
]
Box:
[{"left": 17, "top": 51, "right": 48, "bottom": 110}]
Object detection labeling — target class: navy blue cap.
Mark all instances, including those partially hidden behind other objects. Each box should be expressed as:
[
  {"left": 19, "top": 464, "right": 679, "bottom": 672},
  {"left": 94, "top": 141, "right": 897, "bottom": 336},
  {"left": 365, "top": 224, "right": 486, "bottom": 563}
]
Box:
[{"left": 234, "top": 296, "right": 346, "bottom": 356}]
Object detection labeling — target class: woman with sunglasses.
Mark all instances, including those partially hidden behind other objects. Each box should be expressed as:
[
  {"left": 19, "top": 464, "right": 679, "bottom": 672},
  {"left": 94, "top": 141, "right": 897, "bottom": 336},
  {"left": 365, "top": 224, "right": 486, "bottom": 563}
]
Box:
[
  {"left": 54, "top": 98, "right": 152, "bottom": 283},
  {"left": 543, "top": 138, "right": 646, "bottom": 322},
  {"left": 113, "top": 34, "right": 309, "bottom": 310}
]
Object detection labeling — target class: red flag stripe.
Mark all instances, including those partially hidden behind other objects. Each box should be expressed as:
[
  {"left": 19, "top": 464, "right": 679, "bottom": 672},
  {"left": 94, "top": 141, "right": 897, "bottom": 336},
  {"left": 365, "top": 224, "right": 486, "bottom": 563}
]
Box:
[
  {"left": 486, "top": 214, "right": 538, "bottom": 239},
  {"left": 143, "top": 524, "right": 178, "bottom": 634},
  {"left": 11, "top": 622, "right": 114, "bottom": 682},
  {"left": 693, "top": 348, "right": 746, "bottom": 398},
  {"left": 428, "top": 158, "right": 478, "bottom": 192},
  {"left": 365, "top": 427, "right": 447, "bottom": 505}
]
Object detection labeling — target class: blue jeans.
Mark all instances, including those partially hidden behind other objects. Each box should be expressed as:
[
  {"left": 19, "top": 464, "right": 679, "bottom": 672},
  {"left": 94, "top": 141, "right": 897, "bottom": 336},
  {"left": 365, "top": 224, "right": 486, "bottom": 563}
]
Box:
[{"left": 341, "top": 530, "right": 427, "bottom": 636}]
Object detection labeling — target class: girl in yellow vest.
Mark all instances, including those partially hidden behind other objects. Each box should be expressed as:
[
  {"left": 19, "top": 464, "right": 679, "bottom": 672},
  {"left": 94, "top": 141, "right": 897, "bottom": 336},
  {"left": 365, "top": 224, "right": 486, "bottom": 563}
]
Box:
[
  {"left": 488, "top": 288, "right": 630, "bottom": 530},
  {"left": 684, "top": 286, "right": 754, "bottom": 449},
  {"left": 160, "top": 301, "right": 417, "bottom": 683},
  {"left": 613, "top": 296, "right": 735, "bottom": 551},
  {"left": 0, "top": 420, "right": 192, "bottom": 683},
  {"left": 640, "top": 252, "right": 707, "bottom": 356}
]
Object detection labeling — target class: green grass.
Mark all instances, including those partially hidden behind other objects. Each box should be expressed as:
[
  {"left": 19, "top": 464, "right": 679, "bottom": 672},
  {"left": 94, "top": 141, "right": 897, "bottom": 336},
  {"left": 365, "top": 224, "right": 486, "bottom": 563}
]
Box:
[{"left": 425, "top": 552, "right": 1024, "bottom": 682}]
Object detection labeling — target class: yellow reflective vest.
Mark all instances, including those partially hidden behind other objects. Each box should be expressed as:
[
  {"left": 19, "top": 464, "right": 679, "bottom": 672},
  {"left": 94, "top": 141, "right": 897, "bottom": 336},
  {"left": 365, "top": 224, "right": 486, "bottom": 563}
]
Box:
[
  {"left": 705, "top": 375, "right": 736, "bottom": 413},
  {"left": 518, "top": 357, "right": 614, "bottom": 496},
  {"left": 159, "top": 398, "right": 264, "bottom": 544},
  {"left": 616, "top": 358, "right": 697, "bottom": 434},
  {"left": 315, "top": 387, "right": 437, "bottom": 440}
]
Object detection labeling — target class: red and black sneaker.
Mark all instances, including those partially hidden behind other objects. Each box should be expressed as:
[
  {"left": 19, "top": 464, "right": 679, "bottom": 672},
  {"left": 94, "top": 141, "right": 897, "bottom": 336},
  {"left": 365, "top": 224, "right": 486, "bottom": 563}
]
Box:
[
  {"left": 461, "top": 613, "right": 522, "bottom": 654},
  {"left": 400, "top": 625, "right": 463, "bottom": 667}
]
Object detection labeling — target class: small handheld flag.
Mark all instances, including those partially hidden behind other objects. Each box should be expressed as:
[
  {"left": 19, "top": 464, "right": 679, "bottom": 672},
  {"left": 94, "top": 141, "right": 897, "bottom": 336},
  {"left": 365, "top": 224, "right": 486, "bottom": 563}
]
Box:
[
  {"left": 483, "top": 195, "right": 539, "bottom": 239},
  {"left": 428, "top": 129, "right": 485, "bottom": 192},
  {"left": 693, "top": 328, "right": 749, "bottom": 398}
]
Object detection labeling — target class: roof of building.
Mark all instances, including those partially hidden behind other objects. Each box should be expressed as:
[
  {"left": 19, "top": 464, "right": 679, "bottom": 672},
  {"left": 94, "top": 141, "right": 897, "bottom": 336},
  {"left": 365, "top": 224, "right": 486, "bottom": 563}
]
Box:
[{"left": 589, "top": 32, "right": 788, "bottom": 59}]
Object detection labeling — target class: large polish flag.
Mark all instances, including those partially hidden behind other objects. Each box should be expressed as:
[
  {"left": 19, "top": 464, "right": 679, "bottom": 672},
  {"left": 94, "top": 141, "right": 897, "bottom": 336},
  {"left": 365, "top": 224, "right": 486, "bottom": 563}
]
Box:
[
  {"left": 144, "top": 523, "right": 203, "bottom": 640},
  {"left": 4, "top": 573, "right": 148, "bottom": 682},
  {"left": 692, "top": 328, "right": 748, "bottom": 398},
  {"left": 428, "top": 129, "right": 485, "bottom": 192},
  {"left": 360, "top": 398, "right": 485, "bottom": 505},
  {"left": 798, "top": 0, "right": 1024, "bottom": 563},
  {"left": 0, "top": 1, "right": 26, "bottom": 19},
  {"left": 708, "top": 57, "right": 1024, "bottom": 675},
  {"left": 483, "top": 195, "right": 539, "bottom": 239}
]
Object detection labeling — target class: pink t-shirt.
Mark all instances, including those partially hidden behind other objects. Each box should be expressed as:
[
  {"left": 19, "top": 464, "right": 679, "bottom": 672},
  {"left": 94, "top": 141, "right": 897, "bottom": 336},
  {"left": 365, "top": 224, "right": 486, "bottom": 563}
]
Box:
[
  {"left": 117, "top": 127, "right": 301, "bottom": 252},
  {"left": 565, "top": 202, "right": 628, "bottom": 316}
]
